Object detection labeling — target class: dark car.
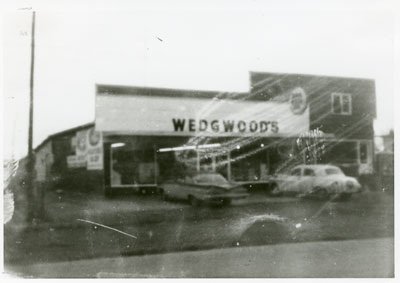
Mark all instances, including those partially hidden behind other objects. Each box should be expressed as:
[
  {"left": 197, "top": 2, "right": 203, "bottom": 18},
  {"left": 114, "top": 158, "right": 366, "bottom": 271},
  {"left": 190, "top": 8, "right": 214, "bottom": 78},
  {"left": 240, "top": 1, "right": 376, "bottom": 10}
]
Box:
[{"left": 160, "top": 172, "right": 249, "bottom": 206}]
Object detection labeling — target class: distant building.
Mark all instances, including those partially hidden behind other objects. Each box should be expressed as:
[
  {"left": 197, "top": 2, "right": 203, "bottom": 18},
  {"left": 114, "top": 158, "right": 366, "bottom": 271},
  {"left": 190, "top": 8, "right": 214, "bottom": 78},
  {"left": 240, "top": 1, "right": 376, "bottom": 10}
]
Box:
[
  {"left": 33, "top": 123, "right": 103, "bottom": 192},
  {"left": 382, "top": 130, "right": 394, "bottom": 153},
  {"left": 375, "top": 130, "right": 394, "bottom": 191}
]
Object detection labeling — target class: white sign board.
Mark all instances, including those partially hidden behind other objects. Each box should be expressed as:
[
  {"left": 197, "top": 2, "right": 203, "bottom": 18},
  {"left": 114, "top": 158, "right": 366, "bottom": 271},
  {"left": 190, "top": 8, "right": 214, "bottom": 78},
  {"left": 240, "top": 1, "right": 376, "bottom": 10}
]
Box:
[
  {"left": 96, "top": 92, "right": 309, "bottom": 137},
  {"left": 67, "top": 155, "right": 86, "bottom": 168},
  {"left": 73, "top": 127, "right": 103, "bottom": 170}
]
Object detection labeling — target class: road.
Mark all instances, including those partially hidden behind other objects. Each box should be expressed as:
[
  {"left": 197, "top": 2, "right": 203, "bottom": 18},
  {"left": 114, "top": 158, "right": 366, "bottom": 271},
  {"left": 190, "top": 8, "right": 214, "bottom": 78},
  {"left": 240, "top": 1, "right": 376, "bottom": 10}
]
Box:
[{"left": 4, "top": 191, "right": 394, "bottom": 277}]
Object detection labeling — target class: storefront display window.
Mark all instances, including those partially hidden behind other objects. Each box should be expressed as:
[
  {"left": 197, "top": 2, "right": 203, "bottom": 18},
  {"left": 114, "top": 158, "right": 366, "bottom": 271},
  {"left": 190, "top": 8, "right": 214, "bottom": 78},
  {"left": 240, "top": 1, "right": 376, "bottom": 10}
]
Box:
[
  {"left": 110, "top": 147, "right": 157, "bottom": 185},
  {"left": 230, "top": 142, "right": 268, "bottom": 181}
]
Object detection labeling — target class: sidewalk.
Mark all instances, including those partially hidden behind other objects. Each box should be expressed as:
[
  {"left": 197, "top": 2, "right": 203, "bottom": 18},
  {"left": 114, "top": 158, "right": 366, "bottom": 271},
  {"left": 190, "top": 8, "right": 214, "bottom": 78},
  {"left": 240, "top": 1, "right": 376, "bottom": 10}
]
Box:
[{"left": 5, "top": 237, "right": 394, "bottom": 278}]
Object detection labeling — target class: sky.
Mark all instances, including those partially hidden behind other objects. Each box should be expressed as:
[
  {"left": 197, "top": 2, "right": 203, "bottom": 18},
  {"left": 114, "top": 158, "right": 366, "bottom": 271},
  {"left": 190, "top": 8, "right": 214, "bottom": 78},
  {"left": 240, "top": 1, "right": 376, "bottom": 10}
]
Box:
[{"left": 2, "top": 0, "right": 398, "bottom": 159}]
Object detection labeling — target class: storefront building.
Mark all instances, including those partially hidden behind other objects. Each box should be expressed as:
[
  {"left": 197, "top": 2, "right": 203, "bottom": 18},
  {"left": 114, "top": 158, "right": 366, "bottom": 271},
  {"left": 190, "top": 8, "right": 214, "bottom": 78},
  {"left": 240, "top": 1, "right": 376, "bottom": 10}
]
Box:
[
  {"left": 95, "top": 72, "right": 376, "bottom": 195},
  {"left": 34, "top": 71, "right": 376, "bottom": 195}
]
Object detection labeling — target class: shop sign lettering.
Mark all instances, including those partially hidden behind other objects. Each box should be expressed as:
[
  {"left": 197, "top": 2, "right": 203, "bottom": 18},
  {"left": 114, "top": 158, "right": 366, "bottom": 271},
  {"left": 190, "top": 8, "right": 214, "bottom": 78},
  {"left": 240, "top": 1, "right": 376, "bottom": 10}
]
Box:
[
  {"left": 67, "top": 155, "right": 86, "bottom": 168},
  {"left": 172, "top": 118, "right": 279, "bottom": 134},
  {"left": 96, "top": 94, "right": 310, "bottom": 136}
]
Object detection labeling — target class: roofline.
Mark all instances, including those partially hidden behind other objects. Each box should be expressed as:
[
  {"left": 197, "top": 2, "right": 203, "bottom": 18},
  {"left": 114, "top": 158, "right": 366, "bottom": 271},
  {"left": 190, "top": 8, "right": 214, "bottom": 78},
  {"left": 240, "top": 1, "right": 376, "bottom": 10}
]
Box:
[
  {"left": 294, "top": 164, "right": 340, "bottom": 168},
  {"left": 95, "top": 84, "right": 249, "bottom": 99},
  {"left": 249, "top": 71, "right": 376, "bottom": 82},
  {"left": 34, "top": 122, "right": 94, "bottom": 152}
]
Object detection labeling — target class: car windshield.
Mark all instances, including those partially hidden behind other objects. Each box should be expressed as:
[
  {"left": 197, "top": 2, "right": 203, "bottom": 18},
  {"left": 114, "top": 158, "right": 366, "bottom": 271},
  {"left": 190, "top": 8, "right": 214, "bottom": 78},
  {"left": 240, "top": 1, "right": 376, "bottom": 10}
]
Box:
[
  {"left": 325, "top": 167, "right": 344, "bottom": 175},
  {"left": 193, "top": 173, "right": 229, "bottom": 184}
]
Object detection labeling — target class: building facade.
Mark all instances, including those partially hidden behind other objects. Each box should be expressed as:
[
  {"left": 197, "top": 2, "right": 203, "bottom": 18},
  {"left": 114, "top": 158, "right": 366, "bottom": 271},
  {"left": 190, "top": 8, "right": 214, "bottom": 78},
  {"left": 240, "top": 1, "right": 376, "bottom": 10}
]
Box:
[{"left": 33, "top": 123, "right": 104, "bottom": 192}]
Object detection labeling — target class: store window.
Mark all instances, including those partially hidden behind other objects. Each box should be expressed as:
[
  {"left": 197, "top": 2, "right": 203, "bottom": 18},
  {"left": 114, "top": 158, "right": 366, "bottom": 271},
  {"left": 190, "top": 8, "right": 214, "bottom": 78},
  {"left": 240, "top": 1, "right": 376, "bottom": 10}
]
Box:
[
  {"left": 215, "top": 153, "right": 229, "bottom": 179},
  {"left": 231, "top": 143, "right": 267, "bottom": 181},
  {"left": 331, "top": 93, "right": 352, "bottom": 115},
  {"left": 110, "top": 147, "right": 156, "bottom": 186},
  {"left": 199, "top": 152, "right": 213, "bottom": 172},
  {"left": 174, "top": 149, "right": 197, "bottom": 172}
]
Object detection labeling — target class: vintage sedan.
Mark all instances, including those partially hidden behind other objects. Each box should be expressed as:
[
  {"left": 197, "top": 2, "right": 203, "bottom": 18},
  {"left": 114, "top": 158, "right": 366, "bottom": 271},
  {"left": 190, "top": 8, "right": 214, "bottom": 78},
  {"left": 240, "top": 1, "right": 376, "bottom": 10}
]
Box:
[
  {"left": 271, "top": 164, "right": 362, "bottom": 200},
  {"left": 160, "top": 172, "right": 249, "bottom": 206}
]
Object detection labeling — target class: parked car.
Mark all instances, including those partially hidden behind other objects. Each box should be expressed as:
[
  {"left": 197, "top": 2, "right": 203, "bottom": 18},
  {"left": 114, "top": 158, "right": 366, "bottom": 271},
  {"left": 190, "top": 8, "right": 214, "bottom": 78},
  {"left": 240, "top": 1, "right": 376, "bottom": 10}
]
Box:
[
  {"left": 271, "top": 164, "right": 362, "bottom": 200},
  {"left": 160, "top": 172, "right": 249, "bottom": 206}
]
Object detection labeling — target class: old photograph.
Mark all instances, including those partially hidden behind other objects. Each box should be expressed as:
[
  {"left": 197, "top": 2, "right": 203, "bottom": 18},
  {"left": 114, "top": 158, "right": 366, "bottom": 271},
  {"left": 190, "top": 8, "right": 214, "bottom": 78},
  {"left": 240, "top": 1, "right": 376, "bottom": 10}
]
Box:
[{"left": 2, "top": 0, "right": 397, "bottom": 278}]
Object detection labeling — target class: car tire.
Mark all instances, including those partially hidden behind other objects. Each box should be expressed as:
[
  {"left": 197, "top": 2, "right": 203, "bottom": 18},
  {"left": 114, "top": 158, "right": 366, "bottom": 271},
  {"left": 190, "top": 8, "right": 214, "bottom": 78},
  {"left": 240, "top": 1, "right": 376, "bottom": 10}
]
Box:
[
  {"left": 313, "top": 187, "right": 329, "bottom": 200},
  {"left": 162, "top": 192, "right": 170, "bottom": 202},
  {"left": 270, "top": 183, "right": 282, "bottom": 197},
  {"left": 189, "top": 195, "right": 200, "bottom": 207}
]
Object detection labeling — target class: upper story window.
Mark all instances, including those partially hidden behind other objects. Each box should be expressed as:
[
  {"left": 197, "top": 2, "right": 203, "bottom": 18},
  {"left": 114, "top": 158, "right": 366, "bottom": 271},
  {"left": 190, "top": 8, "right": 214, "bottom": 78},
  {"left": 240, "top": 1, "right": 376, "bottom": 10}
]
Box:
[{"left": 331, "top": 92, "right": 352, "bottom": 115}]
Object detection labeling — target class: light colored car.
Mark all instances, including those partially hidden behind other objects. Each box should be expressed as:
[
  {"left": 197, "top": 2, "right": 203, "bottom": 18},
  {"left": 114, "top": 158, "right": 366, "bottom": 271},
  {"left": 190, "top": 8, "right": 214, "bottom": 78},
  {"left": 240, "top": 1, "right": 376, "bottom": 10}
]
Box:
[
  {"left": 271, "top": 164, "right": 362, "bottom": 200},
  {"left": 160, "top": 172, "right": 249, "bottom": 206}
]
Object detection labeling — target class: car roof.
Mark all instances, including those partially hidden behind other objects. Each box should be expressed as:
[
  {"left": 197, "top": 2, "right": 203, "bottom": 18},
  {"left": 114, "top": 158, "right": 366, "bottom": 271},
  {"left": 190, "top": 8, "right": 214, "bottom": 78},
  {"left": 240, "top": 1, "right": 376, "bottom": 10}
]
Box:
[
  {"left": 194, "top": 172, "right": 223, "bottom": 176},
  {"left": 187, "top": 171, "right": 222, "bottom": 177},
  {"left": 292, "top": 164, "right": 340, "bottom": 171}
]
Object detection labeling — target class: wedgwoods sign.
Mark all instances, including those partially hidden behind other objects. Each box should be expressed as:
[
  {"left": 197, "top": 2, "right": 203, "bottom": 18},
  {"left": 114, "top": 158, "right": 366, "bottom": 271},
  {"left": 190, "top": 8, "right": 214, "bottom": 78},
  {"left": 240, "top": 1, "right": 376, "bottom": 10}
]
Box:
[
  {"left": 96, "top": 89, "right": 309, "bottom": 137},
  {"left": 171, "top": 118, "right": 279, "bottom": 134}
]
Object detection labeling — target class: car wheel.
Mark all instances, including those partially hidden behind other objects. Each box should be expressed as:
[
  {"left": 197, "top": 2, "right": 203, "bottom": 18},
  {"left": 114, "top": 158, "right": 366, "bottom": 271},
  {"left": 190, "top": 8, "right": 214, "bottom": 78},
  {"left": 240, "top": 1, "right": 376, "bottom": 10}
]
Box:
[
  {"left": 313, "top": 187, "right": 329, "bottom": 200},
  {"left": 270, "top": 183, "right": 281, "bottom": 197},
  {"left": 189, "top": 195, "right": 200, "bottom": 207},
  {"left": 161, "top": 191, "right": 170, "bottom": 201}
]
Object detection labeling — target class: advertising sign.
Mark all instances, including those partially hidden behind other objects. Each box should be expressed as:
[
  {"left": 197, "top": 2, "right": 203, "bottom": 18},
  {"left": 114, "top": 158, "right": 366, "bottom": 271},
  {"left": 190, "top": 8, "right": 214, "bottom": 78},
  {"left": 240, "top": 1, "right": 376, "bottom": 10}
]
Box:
[
  {"left": 67, "top": 155, "right": 86, "bottom": 168},
  {"left": 71, "top": 127, "right": 103, "bottom": 170},
  {"left": 86, "top": 128, "right": 103, "bottom": 170},
  {"left": 95, "top": 90, "right": 310, "bottom": 137}
]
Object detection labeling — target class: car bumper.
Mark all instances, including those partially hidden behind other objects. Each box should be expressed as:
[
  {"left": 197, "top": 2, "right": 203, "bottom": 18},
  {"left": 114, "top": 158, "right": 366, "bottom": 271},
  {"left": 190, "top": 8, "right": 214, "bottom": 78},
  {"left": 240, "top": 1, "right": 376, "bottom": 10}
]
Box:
[
  {"left": 331, "top": 189, "right": 362, "bottom": 195},
  {"left": 201, "top": 193, "right": 249, "bottom": 201},
  {"left": 342, "top": 186, "right": 362, "bottom": 194}
]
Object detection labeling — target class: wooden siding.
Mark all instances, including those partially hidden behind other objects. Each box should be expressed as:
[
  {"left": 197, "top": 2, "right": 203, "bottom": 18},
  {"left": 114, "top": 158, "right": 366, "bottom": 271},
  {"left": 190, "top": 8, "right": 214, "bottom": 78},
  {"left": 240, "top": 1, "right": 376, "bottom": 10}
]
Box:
[{"left": 250, "top": 72, "right": 376, "bottom": 140}]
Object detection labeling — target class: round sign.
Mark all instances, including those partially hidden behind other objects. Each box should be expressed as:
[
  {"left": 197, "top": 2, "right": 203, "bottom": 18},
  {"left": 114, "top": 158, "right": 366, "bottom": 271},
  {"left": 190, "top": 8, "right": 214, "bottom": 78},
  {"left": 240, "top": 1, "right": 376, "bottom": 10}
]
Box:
[
  {"left": 88, "top": 128, "right": 101, "bottom": 146},
  {"left": 289, "top": 87, "right": 307, "bottom": 115}
]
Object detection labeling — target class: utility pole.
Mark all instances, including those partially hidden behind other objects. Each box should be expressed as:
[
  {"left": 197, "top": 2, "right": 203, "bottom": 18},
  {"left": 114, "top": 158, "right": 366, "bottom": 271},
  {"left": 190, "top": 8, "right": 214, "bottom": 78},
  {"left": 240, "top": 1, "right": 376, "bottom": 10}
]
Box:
[
  {"left": 28, "top": 12, "right": 35, "bottom": 159},
  {"left": 26, "top": 11, "right": 36, "bottom": 223}
]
